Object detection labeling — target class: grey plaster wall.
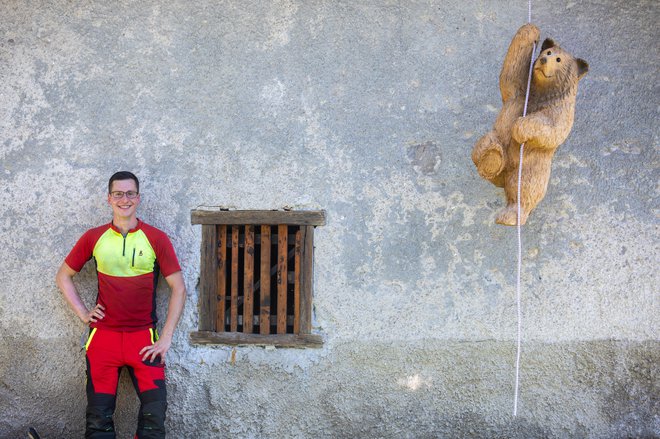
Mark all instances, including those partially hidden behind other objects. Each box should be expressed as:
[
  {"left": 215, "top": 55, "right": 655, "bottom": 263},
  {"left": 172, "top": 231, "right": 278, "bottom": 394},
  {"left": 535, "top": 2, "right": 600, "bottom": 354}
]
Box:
[{"left": 1, "top": 1, "right": 658, "bottom": 437}]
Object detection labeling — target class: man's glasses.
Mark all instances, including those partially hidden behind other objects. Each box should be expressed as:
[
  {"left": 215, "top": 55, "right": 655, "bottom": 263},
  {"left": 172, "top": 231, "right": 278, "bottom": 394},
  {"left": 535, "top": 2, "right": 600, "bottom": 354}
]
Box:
[{"left": 110, "top": 191, "right": 139, "bottom": 199}]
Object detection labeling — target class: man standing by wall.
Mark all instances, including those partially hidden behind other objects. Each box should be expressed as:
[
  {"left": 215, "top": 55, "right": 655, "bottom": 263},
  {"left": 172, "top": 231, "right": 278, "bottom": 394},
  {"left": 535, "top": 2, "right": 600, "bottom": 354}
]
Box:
[{"left": 56, "top": 171, "right": 186, "bottom": 439}]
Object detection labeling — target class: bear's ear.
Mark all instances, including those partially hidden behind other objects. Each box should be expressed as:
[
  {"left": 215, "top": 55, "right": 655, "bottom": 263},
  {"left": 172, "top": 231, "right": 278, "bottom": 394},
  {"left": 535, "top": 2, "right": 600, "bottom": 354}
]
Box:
[
  {"left": 576, "top": 58, "right": 589, "bottom": 80},
  {"left": 541, "top": 38, "right": 555, "bottom": 52}
]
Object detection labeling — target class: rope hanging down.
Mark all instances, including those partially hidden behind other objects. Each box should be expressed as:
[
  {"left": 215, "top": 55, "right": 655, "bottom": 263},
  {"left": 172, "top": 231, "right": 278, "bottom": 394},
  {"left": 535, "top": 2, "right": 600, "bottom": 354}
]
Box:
[{"left": 513, "top": 0, "right": 535, "bottom": 417}]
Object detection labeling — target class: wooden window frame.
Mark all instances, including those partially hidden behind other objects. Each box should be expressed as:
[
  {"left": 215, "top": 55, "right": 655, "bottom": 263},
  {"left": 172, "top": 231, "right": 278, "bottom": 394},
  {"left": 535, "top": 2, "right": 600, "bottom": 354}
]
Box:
[{"left": 190, "top": 209, "right": 324, "bottom": 348}]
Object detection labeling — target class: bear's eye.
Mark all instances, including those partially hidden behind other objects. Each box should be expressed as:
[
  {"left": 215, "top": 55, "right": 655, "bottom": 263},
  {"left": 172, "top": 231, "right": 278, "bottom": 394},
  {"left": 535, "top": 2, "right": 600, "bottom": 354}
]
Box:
[
  {"left": 547, "top": 51, "right": 552, "bottom": 55},
  {"left": 556, "top": 57, "right": 561, "bottom": 62}
]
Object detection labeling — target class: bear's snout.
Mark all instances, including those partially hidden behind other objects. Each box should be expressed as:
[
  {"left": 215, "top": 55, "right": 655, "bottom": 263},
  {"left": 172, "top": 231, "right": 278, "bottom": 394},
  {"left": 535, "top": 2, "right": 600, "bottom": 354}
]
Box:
[{"left": 539, "top": 57, "right": 547, "bottom": 65}]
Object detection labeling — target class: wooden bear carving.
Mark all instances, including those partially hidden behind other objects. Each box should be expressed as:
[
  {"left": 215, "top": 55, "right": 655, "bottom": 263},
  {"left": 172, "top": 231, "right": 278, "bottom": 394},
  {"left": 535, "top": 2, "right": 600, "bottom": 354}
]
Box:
[{"left": 472, "top": 24, "right": 588, "bottom": 225}]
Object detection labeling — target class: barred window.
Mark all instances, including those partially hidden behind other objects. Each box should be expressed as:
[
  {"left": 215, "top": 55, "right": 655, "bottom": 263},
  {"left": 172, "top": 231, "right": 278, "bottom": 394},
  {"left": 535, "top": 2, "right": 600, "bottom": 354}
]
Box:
[{"left": 190, "top": 210, "right": 324, "bottom": 348}]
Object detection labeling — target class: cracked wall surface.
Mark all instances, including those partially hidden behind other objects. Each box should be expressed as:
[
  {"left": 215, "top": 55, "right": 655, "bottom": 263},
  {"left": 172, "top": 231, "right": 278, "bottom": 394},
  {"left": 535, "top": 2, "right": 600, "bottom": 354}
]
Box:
[{"left": 0, "top": 1, "right": 658, "bottom": 437}]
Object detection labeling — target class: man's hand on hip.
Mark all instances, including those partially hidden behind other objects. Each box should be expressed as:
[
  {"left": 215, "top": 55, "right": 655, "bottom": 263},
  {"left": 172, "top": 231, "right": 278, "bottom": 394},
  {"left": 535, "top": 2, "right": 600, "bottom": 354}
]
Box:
[{"left": 140, "top": 336, "right": 172, "bottom": 364}]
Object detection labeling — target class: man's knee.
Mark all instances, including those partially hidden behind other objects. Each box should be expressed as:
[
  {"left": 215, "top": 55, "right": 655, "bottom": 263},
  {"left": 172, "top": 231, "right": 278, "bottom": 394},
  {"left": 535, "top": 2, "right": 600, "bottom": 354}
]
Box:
[
  {"left": 86, "top": 394, "right": 116, "bottom": 439},
  {"left": 136, "top": 385, "right": 167, "bottom": 439}
]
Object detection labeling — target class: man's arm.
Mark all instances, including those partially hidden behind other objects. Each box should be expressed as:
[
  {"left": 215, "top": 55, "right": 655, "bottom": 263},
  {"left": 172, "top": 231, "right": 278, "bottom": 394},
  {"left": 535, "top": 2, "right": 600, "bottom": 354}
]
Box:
[
  {"left": 55, "top": 262, "right": 105, "bottom": 325},
  {"left": 140, "top": 271, "right": 186, "bottom": 363}
]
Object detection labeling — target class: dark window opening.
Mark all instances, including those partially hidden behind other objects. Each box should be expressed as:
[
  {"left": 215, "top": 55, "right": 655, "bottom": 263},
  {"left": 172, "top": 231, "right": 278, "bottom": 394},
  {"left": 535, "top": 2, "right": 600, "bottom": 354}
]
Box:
[{"left": 190, "top": 210, "right": 324, "bottom": 348}]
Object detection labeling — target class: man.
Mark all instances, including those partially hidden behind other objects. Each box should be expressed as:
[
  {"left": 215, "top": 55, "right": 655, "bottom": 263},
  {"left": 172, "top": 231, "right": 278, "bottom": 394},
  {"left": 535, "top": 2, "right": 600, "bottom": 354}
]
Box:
[{"left": 56, "top": 171, "right": 186, "bottom": 439}]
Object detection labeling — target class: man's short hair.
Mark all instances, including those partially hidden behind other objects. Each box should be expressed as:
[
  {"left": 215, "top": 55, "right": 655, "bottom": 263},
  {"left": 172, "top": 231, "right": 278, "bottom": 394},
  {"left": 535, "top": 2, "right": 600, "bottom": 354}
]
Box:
[{"left": 108, "top": 171, "right": 140, "bottom": 193}]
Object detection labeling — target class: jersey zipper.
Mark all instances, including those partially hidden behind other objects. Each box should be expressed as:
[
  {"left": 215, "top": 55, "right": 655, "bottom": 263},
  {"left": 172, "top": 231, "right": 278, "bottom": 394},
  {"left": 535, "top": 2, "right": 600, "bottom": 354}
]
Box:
[{"left": 132, "top": 248, "right": 136, "bottom": 267}]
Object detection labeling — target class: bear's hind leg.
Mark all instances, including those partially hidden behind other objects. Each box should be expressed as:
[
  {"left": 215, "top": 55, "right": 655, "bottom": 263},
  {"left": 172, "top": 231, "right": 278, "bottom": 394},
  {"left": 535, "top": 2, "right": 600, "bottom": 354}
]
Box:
[
  {"left": 496, "top": 159, "right": 551, "bottom": 226},
  {"left": 472, "top": 131, "right": 506, "bottom": 186},
  {"left": 495, "top": 204, "right": 528, "bottom": 226},
  {"left": 496, "top": 167, "right": 530, "bottom": 226}
]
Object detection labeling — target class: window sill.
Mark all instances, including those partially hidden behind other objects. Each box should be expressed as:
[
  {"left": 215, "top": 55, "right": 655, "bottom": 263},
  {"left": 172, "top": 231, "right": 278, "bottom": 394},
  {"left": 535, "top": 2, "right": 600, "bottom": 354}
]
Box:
[{"left": 189, "top": 331, "right": 323, "bottom": 348}]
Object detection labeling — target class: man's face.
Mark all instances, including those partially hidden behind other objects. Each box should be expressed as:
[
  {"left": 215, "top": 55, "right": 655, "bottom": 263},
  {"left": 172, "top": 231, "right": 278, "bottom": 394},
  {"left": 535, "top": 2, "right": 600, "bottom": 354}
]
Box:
[{"left": 107, "top": 179, "right": 140, "bottom": 220}]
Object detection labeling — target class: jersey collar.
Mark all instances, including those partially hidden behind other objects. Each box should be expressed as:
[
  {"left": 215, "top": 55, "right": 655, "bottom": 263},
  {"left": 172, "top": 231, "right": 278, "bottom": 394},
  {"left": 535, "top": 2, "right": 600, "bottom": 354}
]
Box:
[{"left": 109, "top": 219, "right": 142, "bottom": 235}]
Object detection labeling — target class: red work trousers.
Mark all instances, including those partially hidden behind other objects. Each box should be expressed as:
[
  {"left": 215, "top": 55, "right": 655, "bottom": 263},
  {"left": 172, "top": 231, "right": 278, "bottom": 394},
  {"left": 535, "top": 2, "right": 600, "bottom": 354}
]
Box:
[{"left": 84, "top": 328, "right": 167, "bottom": 439}]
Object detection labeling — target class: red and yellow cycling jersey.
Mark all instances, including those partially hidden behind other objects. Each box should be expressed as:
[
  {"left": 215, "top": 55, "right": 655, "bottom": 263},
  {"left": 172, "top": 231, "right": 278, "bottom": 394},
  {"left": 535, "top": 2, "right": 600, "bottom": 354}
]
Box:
[{"left": 65, "top": 220, "right": 181, "bottom": 331}]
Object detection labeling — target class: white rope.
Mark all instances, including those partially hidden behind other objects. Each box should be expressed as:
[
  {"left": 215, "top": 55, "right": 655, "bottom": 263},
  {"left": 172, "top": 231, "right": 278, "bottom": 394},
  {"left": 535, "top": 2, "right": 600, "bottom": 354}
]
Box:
[{"left": 513, "top": 0, "right": 535, "bottom": 417}]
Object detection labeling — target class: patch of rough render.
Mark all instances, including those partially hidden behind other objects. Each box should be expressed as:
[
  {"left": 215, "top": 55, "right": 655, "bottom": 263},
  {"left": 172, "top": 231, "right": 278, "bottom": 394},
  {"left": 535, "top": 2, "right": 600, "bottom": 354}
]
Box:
[
  {"left": 167, "top": 352, "right": 341, "bottom": 436},
  {"left": 0, "top": 160, "right": 106, "bottom": 339},
  {"left": 184, "top": 86, "right": 354, "bottom": 212},
  {"left": 170, "top": 368, "right": 320, "bottom": 437},
  {"left": 137, "top": 171, "right": 188, "bottom": 232},
  {"left": 0, "top": 334, "right": 87, "bottom": 438},
  {"left": 406, "top": 140, "right": 441, "bottom": 175},
  {"left": 350, "top": 340, "right": 657, "bottom": 437},
  {"left": 298, "top": 89, "right": 356, "bottom": 199},
  {"left": 123, "top": 114, "right": 192, "bottom": 165},
  {"left": 179, "top": 327, "right": 331, "bottom": 373},
  {"left": 165, "top": 339, "right": 660, "bottom": 438},
  {"left": 309, "top": 340, "right": 514, "bottom": 435},
  {"left": 308, "top": 233, "right": 350, "bottom": 336},
  {"left": 184, "top": 141, "right": 328, "bottom": 211},
  {"left": 259, "top": 0, "right": 299, "bottom": 51},
  {"left": 259, "top": 78, "right": 287, "bottom": 118},
  {"left": 142, "top": 3, "right": 177, "bottom": 50},
  {"left": 0, "top": 10, "right": 100, "bottom": 162},
  {"left": 320, "top": 165, "right": 500, "bottom": 341},
  {"left": 524, "top": 340, "right": 660, "bottom": 438},
  {"left": 519, "top": 203, "right": 659, "bottom": 342}
]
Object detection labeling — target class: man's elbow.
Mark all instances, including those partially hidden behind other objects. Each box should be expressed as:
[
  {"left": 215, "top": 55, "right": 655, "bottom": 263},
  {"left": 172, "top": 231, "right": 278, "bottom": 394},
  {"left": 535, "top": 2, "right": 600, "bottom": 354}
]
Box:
[
  {"left": 55, "top": 264, "right": 75, "bottom": 289},
  {"left": 55, "top": 267, "right": 64, "bottom": 289}
]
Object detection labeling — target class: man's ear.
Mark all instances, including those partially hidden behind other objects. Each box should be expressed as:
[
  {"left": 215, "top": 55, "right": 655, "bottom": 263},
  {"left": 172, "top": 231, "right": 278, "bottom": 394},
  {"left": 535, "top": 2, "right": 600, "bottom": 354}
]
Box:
[
  {"left": 576, "top": 58, "right": 589, "bottom": 80},
  {"left": 540, "top": 38, "right": 555, "bottom": 52}
]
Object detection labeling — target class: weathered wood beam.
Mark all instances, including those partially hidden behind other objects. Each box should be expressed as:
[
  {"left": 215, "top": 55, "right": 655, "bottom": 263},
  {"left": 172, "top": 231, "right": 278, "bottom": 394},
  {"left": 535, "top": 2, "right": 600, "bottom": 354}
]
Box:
[
  {"left": 277, "top": 224, "right": 288, "bottom": 334},
  {"left": 260, "top": 225, "right": 271, "bottom": 335},
  {"left": 216, "top": 225, "right": 227, "bottom": 332},
  {"left": 191, "top": 210, "right": 326, "bottom": 226},
  {"left": 243, "top": 225, "right": 254, "bottom": 334},
  {"left": 199, "top": 225, "right": 218, "bottom": 332},
  {"left": 230, "top": 226, "right": 239, "bottom": 332},
  {"left": 190, "top": 331, "right": 323, "bottom": 348}
]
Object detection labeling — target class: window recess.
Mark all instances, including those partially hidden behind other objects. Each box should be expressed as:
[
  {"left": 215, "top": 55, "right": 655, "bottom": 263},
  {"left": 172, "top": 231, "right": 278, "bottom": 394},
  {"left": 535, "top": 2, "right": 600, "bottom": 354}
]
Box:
[{"left": 190, "top": 209, "right": 324, "bottom": 348}]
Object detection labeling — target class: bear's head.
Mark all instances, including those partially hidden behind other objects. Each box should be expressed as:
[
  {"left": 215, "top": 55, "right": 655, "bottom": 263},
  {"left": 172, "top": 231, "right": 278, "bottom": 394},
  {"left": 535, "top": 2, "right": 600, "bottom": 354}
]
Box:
[{"left": 532, "top": 38, "right": 588, "bottom": 92}]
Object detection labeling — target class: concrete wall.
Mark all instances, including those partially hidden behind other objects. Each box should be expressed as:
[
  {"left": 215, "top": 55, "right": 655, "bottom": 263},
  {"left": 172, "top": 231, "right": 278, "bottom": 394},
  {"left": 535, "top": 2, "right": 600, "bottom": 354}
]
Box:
[{"left": 1, "top": 1, "right": 658, "bottom": 437}]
